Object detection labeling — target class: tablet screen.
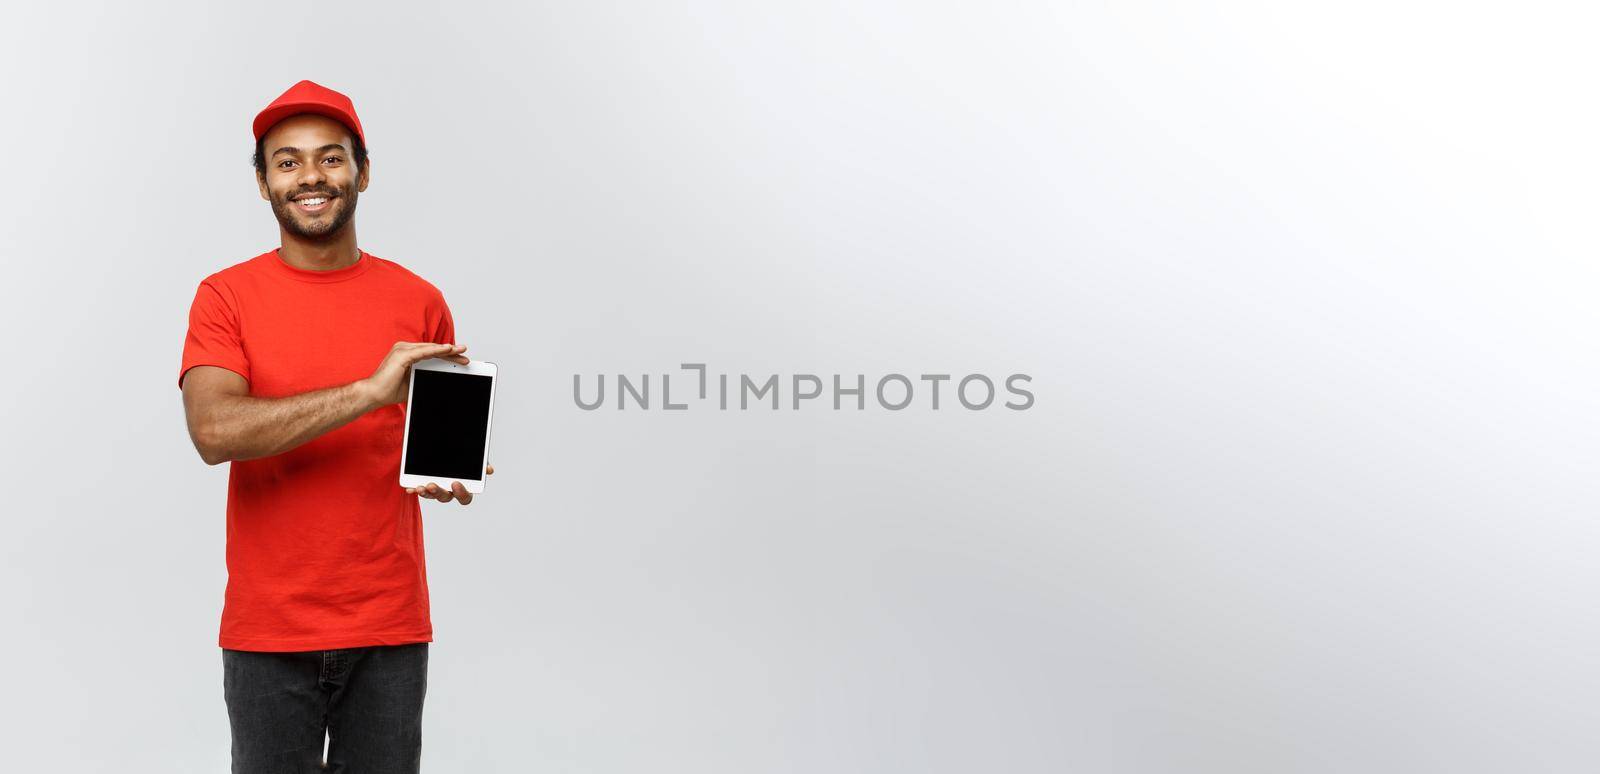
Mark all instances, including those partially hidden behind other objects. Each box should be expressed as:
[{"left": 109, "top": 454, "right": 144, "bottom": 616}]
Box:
[{"left": 403, "top": 369, "right": 494, "bottom": 480}]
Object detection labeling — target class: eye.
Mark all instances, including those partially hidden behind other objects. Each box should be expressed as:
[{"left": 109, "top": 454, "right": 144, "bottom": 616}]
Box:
[
  {"left": 323, "top": 156, "right": 343, "bottom": 166},
  {"left": 277, "top": 159, "right": 297, "bottom": 169}
]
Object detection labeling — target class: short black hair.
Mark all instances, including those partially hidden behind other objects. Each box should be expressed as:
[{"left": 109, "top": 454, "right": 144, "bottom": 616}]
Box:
[{"left": 253, "top": 130, "right": 368, "bottom": 177}]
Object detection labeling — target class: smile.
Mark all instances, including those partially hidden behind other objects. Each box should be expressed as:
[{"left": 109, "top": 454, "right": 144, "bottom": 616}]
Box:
[{"left": 291, "top": 195, "right": 335, "bottom": 213}]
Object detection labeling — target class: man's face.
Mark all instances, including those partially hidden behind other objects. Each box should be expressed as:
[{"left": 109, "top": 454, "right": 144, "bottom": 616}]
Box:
[{"left": 256, "top": 114, "right": 368, "bottom": 240}]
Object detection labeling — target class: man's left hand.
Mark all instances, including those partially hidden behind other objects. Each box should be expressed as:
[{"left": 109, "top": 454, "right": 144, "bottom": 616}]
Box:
[{"left": 407, "top": 464, "right": 495, "bottom": 505}]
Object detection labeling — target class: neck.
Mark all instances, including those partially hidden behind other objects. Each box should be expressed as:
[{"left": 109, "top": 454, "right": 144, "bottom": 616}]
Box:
[{"left": 277, "top": 224, "right": 361, "bottom": 271}]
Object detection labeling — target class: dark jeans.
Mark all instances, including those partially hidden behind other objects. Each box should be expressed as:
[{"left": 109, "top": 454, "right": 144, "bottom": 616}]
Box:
[{"left": 222, "top": 643, "right": 429, "bottom": 773}]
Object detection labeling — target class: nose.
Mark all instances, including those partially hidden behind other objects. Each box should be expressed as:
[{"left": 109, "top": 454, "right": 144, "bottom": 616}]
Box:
[{"left": 296, "top": 161, "right": 326, "bottom": 188}]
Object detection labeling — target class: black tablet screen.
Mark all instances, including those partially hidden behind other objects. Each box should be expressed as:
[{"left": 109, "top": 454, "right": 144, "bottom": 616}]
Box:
[{"left": 404, "top": 369, "right": 493, "bottom": 480}]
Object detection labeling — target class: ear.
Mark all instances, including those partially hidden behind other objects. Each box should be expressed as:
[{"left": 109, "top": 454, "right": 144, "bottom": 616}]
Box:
[
  {"left": 256, "top": 171, "right": 270, "bottom": 201},
  {"left": 357, "top": 158, "right": 371, "bottom": 193}
]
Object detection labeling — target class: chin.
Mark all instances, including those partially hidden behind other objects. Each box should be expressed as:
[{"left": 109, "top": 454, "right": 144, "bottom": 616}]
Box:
[
  {"left": 301, "top": 215, "right": 335, "bottom": 231},
  {"left": 280, "top": 205, "right": 353, "bottom": 238}
]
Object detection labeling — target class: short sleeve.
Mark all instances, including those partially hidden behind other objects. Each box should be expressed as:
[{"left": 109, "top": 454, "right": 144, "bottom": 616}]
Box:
[
  {"left": 179, "top": 281, "right": 250, "bottom": 388},
  {"left": 430, "top": 294, "right": 456, "bottom": 346}
]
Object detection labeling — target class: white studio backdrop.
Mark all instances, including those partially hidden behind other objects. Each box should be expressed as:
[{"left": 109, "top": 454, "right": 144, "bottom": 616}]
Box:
[{"left": 2, "top": 2, "right": 1598, "bottom": 772}]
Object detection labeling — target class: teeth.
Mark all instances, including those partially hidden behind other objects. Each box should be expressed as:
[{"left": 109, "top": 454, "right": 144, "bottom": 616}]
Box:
[{"left": 297, "top": 197, "right": 327, "bottom": 206}]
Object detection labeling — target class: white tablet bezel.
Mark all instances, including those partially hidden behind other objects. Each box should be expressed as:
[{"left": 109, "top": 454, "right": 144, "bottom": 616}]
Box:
[{"left": 398, "top": 357, "right": 498, "bottom": 495}]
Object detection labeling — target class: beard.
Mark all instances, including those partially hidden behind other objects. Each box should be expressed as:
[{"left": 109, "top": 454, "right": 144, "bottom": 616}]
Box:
[{"left": 269, "top": 182, "right": 359, "bottom": 240}]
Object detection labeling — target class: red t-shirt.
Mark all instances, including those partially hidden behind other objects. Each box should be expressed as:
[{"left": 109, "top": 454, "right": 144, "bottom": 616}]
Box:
[{"left": 179, "top": 248, "right": 454, "bottom": 651}]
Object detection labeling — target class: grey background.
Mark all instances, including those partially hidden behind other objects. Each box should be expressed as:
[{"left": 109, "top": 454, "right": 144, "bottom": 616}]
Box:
[{"left": 2, "top": 1, "right": 1596, "bottom": 772}]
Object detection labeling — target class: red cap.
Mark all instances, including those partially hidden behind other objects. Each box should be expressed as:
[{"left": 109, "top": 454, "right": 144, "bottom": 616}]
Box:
[{"left": 252, "top": 80, "right": 366, "bottom": 145}]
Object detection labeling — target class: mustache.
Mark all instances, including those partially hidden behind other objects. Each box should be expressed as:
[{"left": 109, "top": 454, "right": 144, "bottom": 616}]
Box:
[{"left": 281, "top": 185, "right": 342, "bottom": 201}]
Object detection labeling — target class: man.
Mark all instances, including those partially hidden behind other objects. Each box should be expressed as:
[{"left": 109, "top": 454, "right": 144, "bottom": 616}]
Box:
[{"left": 178, "top": 80, "right": 490, "bottom": 773}]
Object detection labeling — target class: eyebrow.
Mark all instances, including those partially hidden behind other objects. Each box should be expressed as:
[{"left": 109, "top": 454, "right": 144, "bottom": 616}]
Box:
[{"left": 270, "top": 143, "right": 350, "bottom": 158}]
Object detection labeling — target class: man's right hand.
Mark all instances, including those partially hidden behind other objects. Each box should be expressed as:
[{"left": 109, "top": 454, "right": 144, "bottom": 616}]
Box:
[{"left": 360, "top": 342, "right": 469, "bottom": 408}]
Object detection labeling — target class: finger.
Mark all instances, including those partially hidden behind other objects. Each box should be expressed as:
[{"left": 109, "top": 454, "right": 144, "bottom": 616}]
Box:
[
  {"left": 485, "top": 464, "right": 495, "bottom": 476},
  {"left": 397, "top": 341, "right": 464, "bottom": 350},
  {"left": 425, "top": 482, "right": 450, "bottom": 502},
  {"left": 402, "top": 343, "right": 467, "bottom": 365},
  {"left": 452, "top": 482, "right": 472, "bottom": 505},
  {"left": 405, "top": 341, "right": 466, "bottom": 353}
]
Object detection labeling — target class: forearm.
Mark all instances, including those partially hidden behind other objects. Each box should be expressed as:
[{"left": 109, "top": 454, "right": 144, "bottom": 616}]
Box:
[{"left": 193, "top": 380, "right": 380, "bottom": 464}]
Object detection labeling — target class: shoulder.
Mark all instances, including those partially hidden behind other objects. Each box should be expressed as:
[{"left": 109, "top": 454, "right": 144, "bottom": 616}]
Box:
[
  {"left": 365, "top": 253, "right": 448, "bottom": 303},
  {"left": 209, "top": 250, "right": 278, "bottom": 281},
  {"left": 191, "top": 250, "right": 276, "bottom": 305}
]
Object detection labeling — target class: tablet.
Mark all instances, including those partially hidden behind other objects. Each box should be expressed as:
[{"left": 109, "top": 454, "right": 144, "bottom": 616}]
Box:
[{"left": 399, "top": 358, "right": 498, "bottom": 494}]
